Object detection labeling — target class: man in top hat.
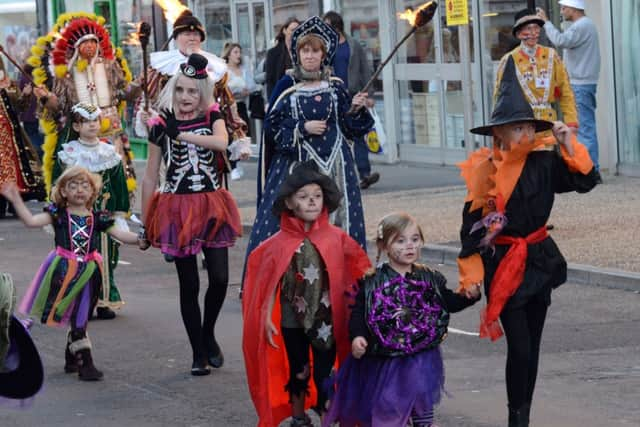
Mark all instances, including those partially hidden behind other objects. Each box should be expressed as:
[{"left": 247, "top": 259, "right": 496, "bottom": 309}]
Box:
[
  {"left": 494, "top": 8, "right": 578, "bottom": 136},
  {"left": 457, "top": 56, "right": 598, "bottom": 426},
  {"left": 537, "top": 1, "right": 601, "bottom": 172},
  {"left": 135, "top": 9, "right": 229, "bottom": 136}
]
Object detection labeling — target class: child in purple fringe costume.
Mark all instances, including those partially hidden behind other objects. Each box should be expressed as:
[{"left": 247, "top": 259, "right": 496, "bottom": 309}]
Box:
[
  {"left": 0, "top": 166, "right": 144, "bottom": 381},
  {"left": 323, "top": 212, "right": 480, "bottom": 427}
]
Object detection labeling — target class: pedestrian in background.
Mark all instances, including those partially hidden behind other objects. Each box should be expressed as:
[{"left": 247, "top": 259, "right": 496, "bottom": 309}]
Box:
[
  {"left": 265, "top": 17, "right": 300, "bottom": 100},
  {"left": 323, "top": 11, "right": 381, "bottom": 190},
  {"left": 537, "top": 0, "right": 601, "bottom": 172}
]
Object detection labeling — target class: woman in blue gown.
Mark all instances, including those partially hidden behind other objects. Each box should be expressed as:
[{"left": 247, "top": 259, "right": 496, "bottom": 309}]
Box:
[{"left": 246, "top": 16, "right": 373, "bottom": 264}]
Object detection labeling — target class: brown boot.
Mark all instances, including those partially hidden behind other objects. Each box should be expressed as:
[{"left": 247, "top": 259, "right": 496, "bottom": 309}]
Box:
[{"left": 68, "top": 335, "right": 103, "bottom": 381}]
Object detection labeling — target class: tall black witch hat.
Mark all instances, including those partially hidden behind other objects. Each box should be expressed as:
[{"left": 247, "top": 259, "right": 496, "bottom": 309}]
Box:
[{"left": 470, "top": 56, "right": 553, "bottom": 136}]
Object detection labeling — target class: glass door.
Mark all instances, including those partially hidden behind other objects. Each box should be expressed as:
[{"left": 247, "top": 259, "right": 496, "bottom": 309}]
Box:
[{"left": 232, "top": 0, "right": 270, "bottom": 73}]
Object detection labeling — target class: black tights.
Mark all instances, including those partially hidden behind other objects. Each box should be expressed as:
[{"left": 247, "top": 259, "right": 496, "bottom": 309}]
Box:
[
  {"left": 174, "top": 247, "right": 229, "bottom": 361},
  {"left": 499, "top": 294, "right": 548, "bottom": 409}
]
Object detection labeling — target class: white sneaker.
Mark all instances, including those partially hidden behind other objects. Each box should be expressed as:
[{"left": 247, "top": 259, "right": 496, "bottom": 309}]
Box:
[{"left": 230, "top": 167, "right": 244, "bottom": 180}]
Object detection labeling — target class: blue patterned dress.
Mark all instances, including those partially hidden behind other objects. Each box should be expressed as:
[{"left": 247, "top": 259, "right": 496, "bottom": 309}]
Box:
[{"left": 247, "top": 76, "right": 373, "bottom": 262}]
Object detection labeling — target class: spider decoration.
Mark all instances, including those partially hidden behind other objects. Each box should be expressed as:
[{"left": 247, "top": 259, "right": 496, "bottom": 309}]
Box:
[{"left": 368, "top": 276, "right": 445, "bottom": 355}]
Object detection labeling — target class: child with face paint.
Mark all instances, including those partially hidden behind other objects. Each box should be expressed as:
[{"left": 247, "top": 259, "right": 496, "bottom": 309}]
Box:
[
  {"left": 0, "top": 166, "right": 144, "bottom": 381},
  {"left": 323, "top": 212, "right": 480, "bottom": 427},
  {"left": 242, "top": 161, "right": 370, "bottom": 427}
]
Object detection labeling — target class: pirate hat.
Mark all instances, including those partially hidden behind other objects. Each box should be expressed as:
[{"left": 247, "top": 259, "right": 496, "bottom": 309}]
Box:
[
  {"left": 0, "top": 273, "right": 43, "bottom": 400},
  {"left": 272, "top": 161, "right": 342, "bottom": 217},
  {"left": 172, "top": 10, "right": 206, "bottom": 42},
  {"left": 512, "top": 8, "right": 545, "bottom": 37},
  {"left": 470, "top": 56, "right": 553, "bottom": 136}
]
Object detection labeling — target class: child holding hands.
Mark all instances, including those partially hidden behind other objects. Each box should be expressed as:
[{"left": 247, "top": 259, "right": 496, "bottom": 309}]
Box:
[
  {"left": 0, "top": 166, "right": 145, "bottom": 381},
  {"left": 242, "top": 161, "right": 371, "bottom": 427},
  {"left": 324, "top": 212, "right": 480, "bottom": 427}
]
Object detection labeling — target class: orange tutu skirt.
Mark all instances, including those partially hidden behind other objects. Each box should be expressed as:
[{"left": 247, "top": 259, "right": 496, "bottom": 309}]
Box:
[{"left": 144, "top": 189, "right": 242, "bottom": 257}]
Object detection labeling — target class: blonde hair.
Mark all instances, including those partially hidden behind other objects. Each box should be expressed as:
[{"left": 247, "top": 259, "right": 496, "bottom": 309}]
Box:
[
  {"left": 155, "top": 73, "right": 215, "bottom": 115},
  {"left": 221, "top": 42, "right": 242, "bottom": 65},
  {"left": 51, "top": 166, "right": 102, "bottom": 209},
  {"left": 375, "top": 212, "right": 425, "bottom": 264}
]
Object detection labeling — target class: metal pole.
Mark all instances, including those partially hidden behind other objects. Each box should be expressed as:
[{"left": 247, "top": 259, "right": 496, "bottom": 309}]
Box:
[{"left": 459, "top": 22, "right": 474, "bottom": 156}]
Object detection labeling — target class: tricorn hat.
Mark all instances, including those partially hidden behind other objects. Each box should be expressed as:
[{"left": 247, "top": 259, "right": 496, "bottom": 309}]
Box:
[
  {"left": 470, "top": 56, "right": 553, "bottom": 136},
  {"left": 180, "top": 53, "right": 209, "bottom": 80},
  {"left": 272, "top": 161, "right": 342, "bottom": 217},
  {"left": 512, "top": 8, "right": 545, "bottom": 37},
  {"left": 0, "top": 273, "right": 44, "bottom": 400},
  {"left": 172, "top": 10, "right": 206, "bottom": 42}
]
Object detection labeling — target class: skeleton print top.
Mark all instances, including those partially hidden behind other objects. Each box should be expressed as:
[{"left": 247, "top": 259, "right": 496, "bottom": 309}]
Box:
[{"left": 149, "top": 107, "right": 224, "bottom": 194}]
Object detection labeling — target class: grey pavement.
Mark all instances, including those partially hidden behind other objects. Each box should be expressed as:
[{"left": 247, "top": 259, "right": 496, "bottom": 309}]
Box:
[
  {"left": 0, "top": 220, "right": 638, "bottom": 426},
  {"left": 132, "top": 158, "right": 640, "bottom": 290}
]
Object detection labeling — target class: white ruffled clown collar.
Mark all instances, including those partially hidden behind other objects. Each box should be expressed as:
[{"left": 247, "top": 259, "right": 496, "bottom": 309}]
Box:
[
  {"left": 150, "top": 49, "right": 227, "bottom": 83},
  {"left": 58, "top": 140, "right": 122, "bottom": 173}
]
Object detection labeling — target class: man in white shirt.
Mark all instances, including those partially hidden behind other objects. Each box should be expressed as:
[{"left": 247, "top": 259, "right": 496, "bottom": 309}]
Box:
[{"left": 538, "top": 0, "right": 601, "bottom": 172}]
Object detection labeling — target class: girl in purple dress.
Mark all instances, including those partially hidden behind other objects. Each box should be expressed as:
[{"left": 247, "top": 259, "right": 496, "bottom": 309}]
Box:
[{"left": 324, "top": 212, "right": 480, "bottom": 427}]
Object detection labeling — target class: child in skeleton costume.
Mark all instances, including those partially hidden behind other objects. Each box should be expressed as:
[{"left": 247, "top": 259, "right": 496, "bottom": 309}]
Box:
[
  {"left": 0, "top": 56, "right": 45, "bottom": 218},
  {"left": 1, "top": 167, "right": 143, "bottom": 381},
  {"left": 246, "top": 16, "right": 373, "bottom": 277},
  {"left": 141, "top": 53, "right": 242, "bottom": 376},
  {"left": 29, "top": 12, "right": 140, "bottom": 196},
  {"left": 52, "top": 103, "right": 131, "bottom": 320},
  {"left": 324, "top": 212, "right": 479, "bottom": 427}
]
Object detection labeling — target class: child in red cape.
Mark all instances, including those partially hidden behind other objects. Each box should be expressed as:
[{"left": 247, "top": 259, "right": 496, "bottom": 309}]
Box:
[{"left": 242, "top": 161, "right": 371, "bottom": 427}]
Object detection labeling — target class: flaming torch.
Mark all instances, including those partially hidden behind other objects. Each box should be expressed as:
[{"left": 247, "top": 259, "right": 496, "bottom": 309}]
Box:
[
  {"left": 137, "top": 22, "right": 152, "bottom": 112},
  {"left": 155, "top": 0, "right": 189, "bottom": 51},
  {"left": 349, "top": 1, "right": 438, "bottom": 113}
]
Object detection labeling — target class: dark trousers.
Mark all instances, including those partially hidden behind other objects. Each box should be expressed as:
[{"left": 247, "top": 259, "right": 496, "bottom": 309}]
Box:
[
  {"left": 352, "top": 134, "right": 371, "bottom": 178},
  {"left": 174, "top": 247, "right": 229, "bottom": 361},
  {"left": 500, "top": 294, "right": 549, "bottom": 409},
  {"left": 281, "top": 327, "right": 337, "bottom": 413}
]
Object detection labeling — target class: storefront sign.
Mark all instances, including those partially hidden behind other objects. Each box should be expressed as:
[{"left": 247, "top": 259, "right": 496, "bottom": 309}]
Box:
[{"left": 445, "top": 0, "right": 469, "bottom": 26}]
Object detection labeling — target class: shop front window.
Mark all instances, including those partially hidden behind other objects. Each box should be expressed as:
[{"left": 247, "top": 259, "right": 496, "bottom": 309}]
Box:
[
  {"left": 202, "top": 1, "right": 232, "bottom": 57},
  {"left": 0, "top": 1, "right": 37, "bottom": 80},
  {"left": 612, "top": 0, "right": 640, "bottom": 166}
]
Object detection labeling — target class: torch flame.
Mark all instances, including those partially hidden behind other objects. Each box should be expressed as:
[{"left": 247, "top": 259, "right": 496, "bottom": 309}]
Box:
[
  {"left": 397, "top": 1, "right": 435, "bottom": 26},
  {"left": 155, "top": 0, "right": 189, "bottom": 23},
  {"left": 122, "top": 30, "right": 141, "bottom": 46}
]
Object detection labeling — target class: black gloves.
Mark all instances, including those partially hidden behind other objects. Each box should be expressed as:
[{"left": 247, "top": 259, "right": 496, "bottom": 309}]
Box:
[{"left": 160, "top": 109, "right": 180, "bottom": 140}]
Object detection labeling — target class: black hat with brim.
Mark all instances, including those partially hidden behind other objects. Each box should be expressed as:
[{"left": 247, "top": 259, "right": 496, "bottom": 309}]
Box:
[
  {"left": 172, "top": 10, "right": 206, "bottom": 42},
  {"left": 272, "top": 161, "right": 342, "bottom": 217},
  {"left": 512, "top": 9, "right": 545, "bottom": 37},
  {"left": 0, "top": 315, "right": 44, "bottom": 400},
  {"left": 470, "top": 56, "right": 553, "bottom": 136}
]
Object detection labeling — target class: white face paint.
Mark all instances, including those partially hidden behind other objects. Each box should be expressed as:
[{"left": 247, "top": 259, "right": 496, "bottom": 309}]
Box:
[{"left": 174, "top": 75, "right": 201, "bottom": 116}]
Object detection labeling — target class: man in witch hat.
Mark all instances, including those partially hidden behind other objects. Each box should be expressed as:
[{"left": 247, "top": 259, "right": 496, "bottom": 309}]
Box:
[
  {"left": 494, "top": 8, "right": 578, "bottom": 136},
  {"left": 456, "top": 56, "right": 599, "bottom": 427},
  {"left": 1, "top": 272, "right": 44, "bottom": 401}
]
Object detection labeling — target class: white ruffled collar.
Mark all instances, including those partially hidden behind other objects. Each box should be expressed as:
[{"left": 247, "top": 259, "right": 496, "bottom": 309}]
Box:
[
  {"left": 150, "top": 49, "right": 228, "bottom": 83},
  {"left": 58, "top": 140, "right": 122, "bottom": 172}
]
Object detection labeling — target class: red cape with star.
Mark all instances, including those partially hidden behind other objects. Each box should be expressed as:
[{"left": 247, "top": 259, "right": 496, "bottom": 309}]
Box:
[{"left": 242, "top": 210, "right": 371, "bottom": 427}]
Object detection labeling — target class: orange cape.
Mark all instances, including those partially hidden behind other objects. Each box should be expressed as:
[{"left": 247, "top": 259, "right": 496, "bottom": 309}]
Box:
[{"left": 242, "top": 210, "right": 371, "bottom": 427}]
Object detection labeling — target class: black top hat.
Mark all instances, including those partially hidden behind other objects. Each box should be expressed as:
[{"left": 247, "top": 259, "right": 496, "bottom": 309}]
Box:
[
  {"left": 272, "top": 161, "right": 342, "bottom": 217},
  {"left": 0, "top": 275, "right": 43, "bottom": 400},
  {"left": 470, "top": 56, "right": 553, "bottom": 136},
  {"left": 172, "top": 10, "right": 206, "bottom": 42},
  {"left": 512, "top": 8, "right": 544, "bottom": 37},
  {"left": 180, "top": 53, "right": 209, "bottom": 79}
]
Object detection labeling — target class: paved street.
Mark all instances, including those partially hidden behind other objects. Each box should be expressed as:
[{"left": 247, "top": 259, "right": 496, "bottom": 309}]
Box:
[{"left": 1, "top": 215, "right": 638, "bottom": 426}]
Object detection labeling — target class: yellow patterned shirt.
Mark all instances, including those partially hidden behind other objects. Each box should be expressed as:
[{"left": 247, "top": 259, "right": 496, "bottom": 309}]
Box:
[{"left": 494, "top": 45, "right": 578, "bottom": 128}]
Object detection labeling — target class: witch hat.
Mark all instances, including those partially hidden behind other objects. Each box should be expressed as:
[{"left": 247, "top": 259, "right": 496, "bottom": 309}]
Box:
[
  {"left": 470, "top": 56, "right": 553, "bottom": 136},
  {"left": 0, "top": 273, "right": 44, "bottom": 400}
]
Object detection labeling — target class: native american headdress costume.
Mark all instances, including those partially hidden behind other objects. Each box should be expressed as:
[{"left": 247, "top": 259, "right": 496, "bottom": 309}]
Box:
[{"left": 27, "top": 12, "right": 133, "bottom": 194}]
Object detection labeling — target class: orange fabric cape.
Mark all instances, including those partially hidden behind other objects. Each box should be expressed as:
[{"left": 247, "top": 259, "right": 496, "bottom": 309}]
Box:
[{"left": 242, "top": 210, "right": 371, "bottom": 427}]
